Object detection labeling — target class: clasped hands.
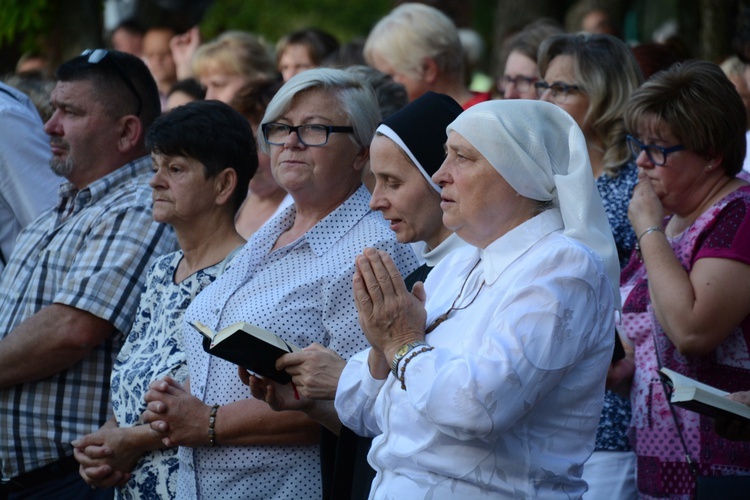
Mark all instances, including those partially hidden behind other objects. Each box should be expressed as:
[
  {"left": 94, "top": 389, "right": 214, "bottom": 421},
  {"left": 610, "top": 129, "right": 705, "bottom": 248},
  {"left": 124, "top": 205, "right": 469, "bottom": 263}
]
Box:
[
  {"left": 352, "top": 247, "right": 427, "bottom": 377},
  {"left": 248, "top": 247, "right": 428, "bottom": 403},
  {"left": 72, "top": 421, "right": 139, "bottom": 489},
  {"left": 141, "top": 376, "right": 212, "bottom": 448},
  {"left": 72, "top": 377, "right": 201, "bottom": 489}
]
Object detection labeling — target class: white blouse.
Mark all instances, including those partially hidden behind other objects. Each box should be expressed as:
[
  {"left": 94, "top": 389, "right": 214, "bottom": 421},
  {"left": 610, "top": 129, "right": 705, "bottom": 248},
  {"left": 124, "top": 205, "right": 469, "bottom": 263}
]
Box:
[
  {"left": 178, "top": 185, "right": 418, "bottom": 499},
  {"left": 336, "top": 209, "right": 616, "bottom": 499}
]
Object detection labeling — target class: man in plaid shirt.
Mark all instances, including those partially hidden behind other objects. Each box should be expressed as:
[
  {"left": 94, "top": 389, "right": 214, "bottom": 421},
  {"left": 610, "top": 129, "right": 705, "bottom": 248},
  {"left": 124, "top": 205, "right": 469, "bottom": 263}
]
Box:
[{"left": 0, "top": 50, "right": 176, "bottom": 499}]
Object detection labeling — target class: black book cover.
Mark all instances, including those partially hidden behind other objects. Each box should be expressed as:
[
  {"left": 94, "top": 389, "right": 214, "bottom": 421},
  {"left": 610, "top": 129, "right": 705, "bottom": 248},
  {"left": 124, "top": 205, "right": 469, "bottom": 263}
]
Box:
[{"left": 194, "top": 321, "right": 298, "bottom": 384}]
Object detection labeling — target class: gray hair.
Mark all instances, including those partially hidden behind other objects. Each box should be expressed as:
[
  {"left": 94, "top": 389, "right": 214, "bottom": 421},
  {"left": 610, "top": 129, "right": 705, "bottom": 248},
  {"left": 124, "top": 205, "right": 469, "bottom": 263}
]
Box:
[
  {"left": 344, "top": 65, "right": 407, "bottom": 119},
  {"left": 259, "top": 68, "right": 381, "bottom": 154}
]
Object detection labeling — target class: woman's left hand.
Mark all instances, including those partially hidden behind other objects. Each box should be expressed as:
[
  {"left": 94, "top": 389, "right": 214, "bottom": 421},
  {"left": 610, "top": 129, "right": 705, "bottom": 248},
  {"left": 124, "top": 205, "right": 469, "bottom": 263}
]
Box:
[
  {"left": 629, "top": 169, "right": 665, "bottom": 235},
  {"left": 353, "top": 248, "right": 427, "bottom": 363},
  {"left": 715, "top": 391, "right": 750, "bottom": 441},
  {"left": 72, "top": 427, "right": 138, "bottom": 488},
  {"left": 143, "top": 376, "right": 210, "bottom": 447}
]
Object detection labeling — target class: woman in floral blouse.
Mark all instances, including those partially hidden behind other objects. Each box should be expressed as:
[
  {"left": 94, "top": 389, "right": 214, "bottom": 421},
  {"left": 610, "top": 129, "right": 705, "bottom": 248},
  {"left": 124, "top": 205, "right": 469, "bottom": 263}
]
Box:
[{"left": 72, "top": 100, "right": 255, "bottom": 499}]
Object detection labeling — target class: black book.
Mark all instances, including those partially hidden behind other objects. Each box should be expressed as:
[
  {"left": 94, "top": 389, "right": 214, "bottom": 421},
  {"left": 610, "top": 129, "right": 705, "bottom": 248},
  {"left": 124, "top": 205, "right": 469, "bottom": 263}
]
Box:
[{"left": 192, "top": 321, "right": 300, "bottom": 384}]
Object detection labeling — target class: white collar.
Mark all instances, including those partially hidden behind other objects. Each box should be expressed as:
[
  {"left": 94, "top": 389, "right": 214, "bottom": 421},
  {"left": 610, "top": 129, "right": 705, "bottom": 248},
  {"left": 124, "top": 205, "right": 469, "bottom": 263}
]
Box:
[
  {"left": 421, "top": 232, "right": 466, "bottom": 267},
  {"left": 480, "top": 209, "right": 563, "bottom": 285}
]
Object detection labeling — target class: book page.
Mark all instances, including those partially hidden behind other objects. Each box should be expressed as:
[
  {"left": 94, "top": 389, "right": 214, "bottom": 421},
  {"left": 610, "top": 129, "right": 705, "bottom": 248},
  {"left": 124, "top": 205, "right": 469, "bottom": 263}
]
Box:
[
  {"left": 238, "top": 322, "right": 300, "bottom": 352},
  {"left": 191, "top": 321, "right": 215, "bottom": 341},
  {"left": 659, "top": 368, "right": 729, "bottom": 397},
  {"left": 212, "top": 321, "right": 300, "bottom": 352}
]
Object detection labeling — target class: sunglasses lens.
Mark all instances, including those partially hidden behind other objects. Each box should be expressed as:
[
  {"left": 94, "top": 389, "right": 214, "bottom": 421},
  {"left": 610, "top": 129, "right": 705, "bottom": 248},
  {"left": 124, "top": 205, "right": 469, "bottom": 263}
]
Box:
[{"left": 89, "top": 49, "right": 107, "bottom": 64}]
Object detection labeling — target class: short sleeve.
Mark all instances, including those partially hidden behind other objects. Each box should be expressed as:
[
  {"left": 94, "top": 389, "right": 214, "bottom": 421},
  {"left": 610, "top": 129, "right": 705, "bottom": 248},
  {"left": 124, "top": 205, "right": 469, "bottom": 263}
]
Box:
[
  {"left": 695, "top": 196, "right": 750, "bottom": 266},
  {"left": 54, "top": 205, "right": 175, "bottom": 334}
]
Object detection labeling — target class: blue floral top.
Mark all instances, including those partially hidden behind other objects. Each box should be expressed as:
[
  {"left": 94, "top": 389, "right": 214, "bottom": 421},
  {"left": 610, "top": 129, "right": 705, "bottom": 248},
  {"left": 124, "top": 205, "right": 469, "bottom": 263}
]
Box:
[
  {"left": 597, "top": 161, "right": 638, "bottom": 268},
  {"left": 595, "top": 161, "right": 638, "bottom": 452},
  {"left": 110, "top": 251, "right": 224, "bottom": 499}
]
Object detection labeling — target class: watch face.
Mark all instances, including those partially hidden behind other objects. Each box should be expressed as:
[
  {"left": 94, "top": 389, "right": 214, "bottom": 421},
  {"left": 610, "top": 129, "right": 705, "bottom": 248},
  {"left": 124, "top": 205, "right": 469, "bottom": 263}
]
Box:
[{"left": 397, "top": 344, "right": 412, "bottom": 357}]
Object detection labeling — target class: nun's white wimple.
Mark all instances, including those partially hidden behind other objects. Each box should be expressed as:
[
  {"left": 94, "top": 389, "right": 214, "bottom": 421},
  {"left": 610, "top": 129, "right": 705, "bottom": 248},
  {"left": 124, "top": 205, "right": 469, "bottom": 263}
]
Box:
[{"left": 447, "top": 100, "right": 621, "bottom": 308}]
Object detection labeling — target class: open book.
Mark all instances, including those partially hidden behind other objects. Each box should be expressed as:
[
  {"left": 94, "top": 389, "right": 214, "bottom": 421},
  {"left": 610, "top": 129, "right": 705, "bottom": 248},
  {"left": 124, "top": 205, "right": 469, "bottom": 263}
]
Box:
[
  {"left": 192, "top": 321, "right": 300, "bottom": 384},
  {"left": 659, "top": 367, "right": 750, "bottom": 422}
]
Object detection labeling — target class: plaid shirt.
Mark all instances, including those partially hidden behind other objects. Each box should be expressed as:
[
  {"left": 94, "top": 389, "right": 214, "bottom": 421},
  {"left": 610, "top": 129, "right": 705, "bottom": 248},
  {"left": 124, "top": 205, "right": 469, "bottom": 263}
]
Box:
[{"left": 0, "top": 156, "right": 176, "bottom": 478}]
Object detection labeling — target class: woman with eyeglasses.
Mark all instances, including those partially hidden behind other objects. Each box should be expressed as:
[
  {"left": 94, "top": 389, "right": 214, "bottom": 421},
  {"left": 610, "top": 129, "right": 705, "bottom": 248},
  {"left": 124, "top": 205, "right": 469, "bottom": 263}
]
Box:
[
  {"left": 229, "top": 76, "right": 293, "bottom": 239},
  {"left": 337, "top": 99, "right": 620, "bottom": 497},
  {"left": 537, "top": 33, "right": 643, "bottom": 266},
  {"left": 496, "top": 18, "right": 562, "bottom": 100},
  {"left": 536, "top": 33, "right": 644, "bottom": 499},
  {"left": 613, "top": 60, "right": 750, "bottom": 498},
  {"left": 141, "top": 68, "right": 417, "bottom": 499}
]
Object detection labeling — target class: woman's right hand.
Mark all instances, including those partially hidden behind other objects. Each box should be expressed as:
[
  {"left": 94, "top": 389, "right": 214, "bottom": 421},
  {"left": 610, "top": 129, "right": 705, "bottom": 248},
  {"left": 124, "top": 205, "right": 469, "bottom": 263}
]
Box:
[
  {"left": 628, "top": 169, "right": 665, "bottom": 236},
  {"left": 143, "top": 376, "right": 210, "bottom": 447},
  {"left": 241, "top": 368, "right": 313, "bottom": 412},
  {"left": 276, "top": 343, "right": 346, "bottom": 400}
]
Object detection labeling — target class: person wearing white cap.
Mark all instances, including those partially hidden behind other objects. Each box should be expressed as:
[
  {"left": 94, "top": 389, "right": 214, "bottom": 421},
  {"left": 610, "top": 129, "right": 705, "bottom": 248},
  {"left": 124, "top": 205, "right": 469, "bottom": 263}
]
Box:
[{"left": 338, "top": 99, "right": 620, "bottom": 498}]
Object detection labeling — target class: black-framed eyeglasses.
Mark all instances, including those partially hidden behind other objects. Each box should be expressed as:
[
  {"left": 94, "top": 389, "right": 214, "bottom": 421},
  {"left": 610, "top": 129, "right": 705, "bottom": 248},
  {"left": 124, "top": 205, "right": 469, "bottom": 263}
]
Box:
[
  {"left": 81, "top": 49, "right": 143, "bottom": 116},
  {"left": 261, "top": 123, "right": 354, "bottom": 147},
  {"left": 626, "top": 135, "right": 686, "bottom": 166},
  {"left": 534, "top": 81, "right": 582, "bottom": 104},
  {"left": 497, "top": 75, "right": 538, "bottom": 95}
]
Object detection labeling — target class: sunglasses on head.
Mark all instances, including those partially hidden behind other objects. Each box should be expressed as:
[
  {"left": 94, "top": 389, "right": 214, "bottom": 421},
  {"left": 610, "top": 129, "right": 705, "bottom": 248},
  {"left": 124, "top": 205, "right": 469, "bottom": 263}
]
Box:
[{"left": 80, "top": 49, "right": 143, "bottom": 116}]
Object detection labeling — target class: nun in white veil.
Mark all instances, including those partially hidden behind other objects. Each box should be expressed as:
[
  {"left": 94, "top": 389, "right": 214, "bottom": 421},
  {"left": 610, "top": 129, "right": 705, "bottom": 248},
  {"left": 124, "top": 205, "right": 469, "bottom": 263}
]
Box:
[{"left": 335, "top": 100, "right": 619, "bottom": 498}]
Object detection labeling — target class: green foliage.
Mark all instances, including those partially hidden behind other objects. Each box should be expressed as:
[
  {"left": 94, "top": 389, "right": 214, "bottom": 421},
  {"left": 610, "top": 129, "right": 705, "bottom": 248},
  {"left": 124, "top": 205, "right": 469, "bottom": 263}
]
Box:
[
  {"left": 0, "top": 0, "right": 55, "bottom": 51},
  {"left": 200, "top": 0, "right": 393, "bottom": 44}
]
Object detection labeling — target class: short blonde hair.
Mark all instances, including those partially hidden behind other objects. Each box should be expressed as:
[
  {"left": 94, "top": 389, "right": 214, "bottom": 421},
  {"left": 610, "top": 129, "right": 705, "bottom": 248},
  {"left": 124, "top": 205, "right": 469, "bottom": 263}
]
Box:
[
  {"left": 193, "top": 31, "right": 276, "bottom": 80},
  {"left": 364, "top": 3, "right": 463, "bottom": 82}
]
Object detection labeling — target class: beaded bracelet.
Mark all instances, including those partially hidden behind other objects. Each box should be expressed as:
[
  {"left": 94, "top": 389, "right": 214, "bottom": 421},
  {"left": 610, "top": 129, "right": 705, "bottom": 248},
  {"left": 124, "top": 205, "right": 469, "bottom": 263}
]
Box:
[
  {"left": 208, "top": 404, "right": 220, "bottom": 447},
  {"left": 398, "top": 345, "right": 434, "bottom": 390}
]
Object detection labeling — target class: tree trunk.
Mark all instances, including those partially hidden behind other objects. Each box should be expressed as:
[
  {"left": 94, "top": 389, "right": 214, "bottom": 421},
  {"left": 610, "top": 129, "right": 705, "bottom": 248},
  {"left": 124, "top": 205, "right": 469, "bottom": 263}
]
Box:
[
  {"left": 44, "top": 0, "right": 103, "bottom": 69},
  {"left": 697, "top": 0, "right": 734, "bottom": 62}
]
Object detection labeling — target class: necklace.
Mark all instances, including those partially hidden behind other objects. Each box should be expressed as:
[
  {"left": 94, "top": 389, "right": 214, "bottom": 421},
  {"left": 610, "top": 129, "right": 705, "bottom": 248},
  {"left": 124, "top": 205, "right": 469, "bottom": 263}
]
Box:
[{"left": 425, "top": 259, "right": 485, "bottom": 334}]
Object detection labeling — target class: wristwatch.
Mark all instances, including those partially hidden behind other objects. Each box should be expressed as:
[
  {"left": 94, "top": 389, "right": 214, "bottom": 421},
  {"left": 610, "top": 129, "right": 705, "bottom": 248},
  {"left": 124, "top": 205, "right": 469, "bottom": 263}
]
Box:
[{"left": 390, "top": 341, "right": 429, "bottom": 377}]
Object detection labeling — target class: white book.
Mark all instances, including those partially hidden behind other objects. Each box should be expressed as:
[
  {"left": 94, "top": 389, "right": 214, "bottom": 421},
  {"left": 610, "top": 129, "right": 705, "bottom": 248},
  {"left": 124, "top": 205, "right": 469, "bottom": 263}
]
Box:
[{"left": 659, "top": 367, "right": 750, "bottom": 421}]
